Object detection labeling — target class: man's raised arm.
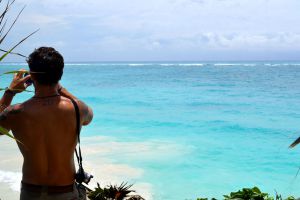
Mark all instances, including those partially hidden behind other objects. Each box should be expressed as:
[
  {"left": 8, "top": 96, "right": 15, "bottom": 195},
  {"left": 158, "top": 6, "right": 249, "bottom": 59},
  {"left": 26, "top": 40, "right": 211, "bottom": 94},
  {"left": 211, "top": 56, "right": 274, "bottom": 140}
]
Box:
[
  {"left": 58, "top": 84, "right": 93, "bottom": 126},
  {"left": 0, "top": 70, "right": 30, "bottom": 134}
]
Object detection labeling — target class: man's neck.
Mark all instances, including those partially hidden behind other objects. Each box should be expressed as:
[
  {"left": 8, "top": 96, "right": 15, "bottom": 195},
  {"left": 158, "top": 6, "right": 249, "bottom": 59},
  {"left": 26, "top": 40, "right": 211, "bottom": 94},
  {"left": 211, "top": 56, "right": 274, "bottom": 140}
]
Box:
[{"left": 34, "top": 84, "right": 59, "bottom": 97}]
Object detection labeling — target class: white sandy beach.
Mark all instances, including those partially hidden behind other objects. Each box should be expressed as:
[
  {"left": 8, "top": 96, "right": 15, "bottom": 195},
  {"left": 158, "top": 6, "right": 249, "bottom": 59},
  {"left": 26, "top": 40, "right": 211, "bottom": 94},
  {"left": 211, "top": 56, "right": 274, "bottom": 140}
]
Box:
[{"left": 0, "top": 136, "right": 155, "bottom": 200}]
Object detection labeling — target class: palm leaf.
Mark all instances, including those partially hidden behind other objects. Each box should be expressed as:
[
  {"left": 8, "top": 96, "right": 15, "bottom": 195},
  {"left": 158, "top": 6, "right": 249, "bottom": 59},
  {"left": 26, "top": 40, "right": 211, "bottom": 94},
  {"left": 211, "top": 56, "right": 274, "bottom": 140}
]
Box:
[
  {"left": 1, "top": 70, "right": 28, "bottom": 75},
  {"left": 0, "top": 48, "right": 26, "bottom": 57},
  {"left": 0, "top": 19, "right": 7, "bottom": 38},
  {"left": 0, "top": 126, "right": 24, "bottom": 146},
  {"left": 0, "top": 0, "right": 11, "bottom": 25},
  {"left": 0, "top": 126, "right": 12, "bottom": 138},
  {"left": 0, "top": 87, "right": 33, "bottom": 93},
  {"left": 0, "top": 4, "right": 25, "bottom": 45},
  {"left": 1, "top": 71, "right": 45, "bottom": 75},
  {"left": 0, "top": 28, "right": 39, "bottom": 61},
  {"left": 289, "top": 136, "right": 300, "bottom": 148}
]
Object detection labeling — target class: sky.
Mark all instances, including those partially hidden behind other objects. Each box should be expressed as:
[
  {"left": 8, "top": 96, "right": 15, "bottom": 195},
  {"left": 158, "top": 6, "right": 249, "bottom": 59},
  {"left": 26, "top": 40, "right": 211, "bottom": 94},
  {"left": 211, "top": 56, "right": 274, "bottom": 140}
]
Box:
[{"left": 2, "top": 0, "right": 300, "bottom": 61}]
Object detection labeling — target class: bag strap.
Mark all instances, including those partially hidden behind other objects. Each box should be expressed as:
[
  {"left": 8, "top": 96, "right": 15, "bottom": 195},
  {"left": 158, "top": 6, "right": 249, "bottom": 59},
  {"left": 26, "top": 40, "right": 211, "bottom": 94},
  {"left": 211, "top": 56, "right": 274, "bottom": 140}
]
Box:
[{"left": 70, "top": 98, "right": 83, "bottom": 171}]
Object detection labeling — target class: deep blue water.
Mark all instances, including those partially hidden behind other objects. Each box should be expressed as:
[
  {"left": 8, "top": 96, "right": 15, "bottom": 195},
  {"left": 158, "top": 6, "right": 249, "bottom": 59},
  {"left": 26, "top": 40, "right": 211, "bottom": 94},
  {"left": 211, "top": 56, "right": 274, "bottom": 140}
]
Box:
[{"left": 1, "top": 62, "right": 300, "bottom": 199}]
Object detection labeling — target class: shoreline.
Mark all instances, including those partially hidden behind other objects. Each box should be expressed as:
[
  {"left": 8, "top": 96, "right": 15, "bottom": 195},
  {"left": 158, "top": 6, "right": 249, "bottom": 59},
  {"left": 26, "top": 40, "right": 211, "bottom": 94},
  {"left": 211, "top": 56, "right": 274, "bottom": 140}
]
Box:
[{"left": 0, "top": 136, "right": 153, "bottom": 200}]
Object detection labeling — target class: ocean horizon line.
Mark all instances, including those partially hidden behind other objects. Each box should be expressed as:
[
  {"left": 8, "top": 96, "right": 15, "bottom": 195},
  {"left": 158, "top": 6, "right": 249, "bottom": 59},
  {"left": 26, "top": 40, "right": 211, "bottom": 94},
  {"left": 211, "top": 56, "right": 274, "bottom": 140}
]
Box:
[
  {"left": 0, "top": 61, "right": 300, "bottom": 68},
  {"left": 1, "top": 60, "right": 300, "bottom": 63}
]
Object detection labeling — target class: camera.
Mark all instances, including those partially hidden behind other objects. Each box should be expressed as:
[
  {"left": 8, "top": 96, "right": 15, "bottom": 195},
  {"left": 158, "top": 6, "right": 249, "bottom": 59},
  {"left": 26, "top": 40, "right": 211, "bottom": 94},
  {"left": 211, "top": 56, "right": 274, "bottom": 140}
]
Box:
[
  {"left": 75, "top": 168, "right": 93, "bottom": 184},
  {"left": 23, "top": 72, "right": 33, "bottom": 86}
]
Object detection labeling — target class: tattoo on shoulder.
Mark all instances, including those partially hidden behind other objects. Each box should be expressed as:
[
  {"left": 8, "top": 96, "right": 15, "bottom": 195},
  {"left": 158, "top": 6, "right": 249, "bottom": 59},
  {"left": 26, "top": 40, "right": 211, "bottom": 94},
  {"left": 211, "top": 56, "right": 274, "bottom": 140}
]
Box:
[
  {"left": 0, "top": 104, "right": 23, "bottom": 121},
  {"left": 79, "top": 100, "right": 92, "bottom": 122}
]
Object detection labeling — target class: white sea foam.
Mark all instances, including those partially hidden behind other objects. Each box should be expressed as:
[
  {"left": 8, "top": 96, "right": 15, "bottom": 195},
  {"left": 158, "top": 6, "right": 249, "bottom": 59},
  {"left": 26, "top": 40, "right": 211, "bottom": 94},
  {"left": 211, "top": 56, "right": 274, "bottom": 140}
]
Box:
[
  {"left": 178, "top": 63, "right": 204, "bottom": 66},
  {"left": 0, "top": 170, "right": 21, "bottom": 192},
  {"left": 242, "top": 64, "right": 257, "bottom": 66},
  {"left": 160, "top": 63, "right": 175, "bottom": 66},
  {"left": 281, "top": 63, "right": 300, "bottom": 66},
  {"left": 262, "top": 63, "right": 300, "bottom": 67},
  {"left": 214, "top": 63, "right": 242, "bottom": 66},
  {"left": 65, "top": 63, "right": 92, "bottom": 66},
  {"left": 0, "top": 135, "right": 187, "bottom": 200},
  {"left": 81, "top": 135, "right": 193, "bottom": 160},
  {"left": 80, "top": 135, "right": 193, "bottom": 200},
  {"left": 128, "top": 63, "right": 152, "bottom": 66}
]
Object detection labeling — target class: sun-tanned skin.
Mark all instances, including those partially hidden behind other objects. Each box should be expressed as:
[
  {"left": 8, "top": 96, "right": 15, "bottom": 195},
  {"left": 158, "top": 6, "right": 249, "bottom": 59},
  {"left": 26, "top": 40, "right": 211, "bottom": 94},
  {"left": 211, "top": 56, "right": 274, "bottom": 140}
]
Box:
[{"left": 0, "top": 70, "right": 93, "bottom": 186}]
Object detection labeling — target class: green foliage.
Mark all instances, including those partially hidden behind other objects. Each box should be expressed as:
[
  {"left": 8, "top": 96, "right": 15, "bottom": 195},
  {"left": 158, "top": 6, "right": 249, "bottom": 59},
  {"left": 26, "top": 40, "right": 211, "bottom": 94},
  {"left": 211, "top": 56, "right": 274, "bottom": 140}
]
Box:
[
  {"left": 0, "top": 0, "right": 38, "bottom": 61},
  {"left": 0, "top": 0, "right": 37, "bottom": 141},
  {"left": 88, "top": 182, "right": 134, "bottom": 200},
  {"left": 197, "top": 187, "right": 297, "bottom": 200},
  {"left": 275, "top": 192, "right": 296, "bottom": 200},
  {"left": 223, "top": 187, "right": 272, "bottom": 200},
  {"left": 0, "top": 126, "right": 13, "bottom": 139},
  {"left": 197, "top": 198, "right": 217, "bottom": 200}
]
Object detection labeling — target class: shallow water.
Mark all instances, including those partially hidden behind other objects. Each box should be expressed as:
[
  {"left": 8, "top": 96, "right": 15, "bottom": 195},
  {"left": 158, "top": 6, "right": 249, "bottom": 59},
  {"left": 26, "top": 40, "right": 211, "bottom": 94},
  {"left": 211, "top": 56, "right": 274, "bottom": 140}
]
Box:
[{"left": 1, "top": 62, "right": 300, "bottom": 199}]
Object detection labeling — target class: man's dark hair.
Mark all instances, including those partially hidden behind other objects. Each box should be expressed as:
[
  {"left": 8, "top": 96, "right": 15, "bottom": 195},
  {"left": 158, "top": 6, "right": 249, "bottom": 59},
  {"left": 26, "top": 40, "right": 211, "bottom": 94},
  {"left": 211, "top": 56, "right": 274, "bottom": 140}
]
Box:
[{"left": 27, "top": 47, "right": 64, "bottom": 85}]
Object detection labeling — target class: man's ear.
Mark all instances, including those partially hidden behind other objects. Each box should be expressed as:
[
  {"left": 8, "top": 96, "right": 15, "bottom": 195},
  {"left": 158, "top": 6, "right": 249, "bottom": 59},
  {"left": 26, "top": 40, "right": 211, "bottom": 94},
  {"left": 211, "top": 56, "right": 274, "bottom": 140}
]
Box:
[{"left": 29, "top": 73, "right": 36, "bottom": 81}]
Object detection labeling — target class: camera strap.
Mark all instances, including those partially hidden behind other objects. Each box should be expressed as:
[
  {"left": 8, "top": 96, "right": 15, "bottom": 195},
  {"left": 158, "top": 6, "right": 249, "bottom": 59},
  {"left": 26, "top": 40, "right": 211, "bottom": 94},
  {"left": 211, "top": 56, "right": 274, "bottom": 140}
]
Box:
[{"left": 70, "top": 98, "right": 84, "bottom": 173}]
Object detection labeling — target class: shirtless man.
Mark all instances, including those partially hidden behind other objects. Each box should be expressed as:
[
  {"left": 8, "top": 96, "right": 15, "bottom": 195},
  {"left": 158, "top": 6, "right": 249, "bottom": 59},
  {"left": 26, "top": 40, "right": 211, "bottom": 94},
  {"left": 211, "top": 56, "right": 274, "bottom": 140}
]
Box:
[{"left": 0, "top": 47, "right": 93, "bottom": 200}]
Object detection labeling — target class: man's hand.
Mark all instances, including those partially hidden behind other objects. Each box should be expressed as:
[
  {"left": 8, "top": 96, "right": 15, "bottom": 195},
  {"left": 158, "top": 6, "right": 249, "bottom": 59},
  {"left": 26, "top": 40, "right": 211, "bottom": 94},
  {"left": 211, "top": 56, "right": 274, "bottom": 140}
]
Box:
[
  {"left": 57, "top": 83, "right": 93, "bottom": 126},
  {"left": 8, "top": 69, "right": 31, "bottom": 93}
]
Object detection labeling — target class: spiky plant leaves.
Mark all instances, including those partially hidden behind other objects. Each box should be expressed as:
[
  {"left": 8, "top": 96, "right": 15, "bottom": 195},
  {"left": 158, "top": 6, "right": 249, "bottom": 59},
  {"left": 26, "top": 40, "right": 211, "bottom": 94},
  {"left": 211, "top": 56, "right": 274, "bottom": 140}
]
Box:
[
  {"left": 0, "top": 4, "right": 25, "bottom": 45},
  {"left": 0, "top": 48, "right": 26, "bottom": 57},
  {"left": 0, "top": 1, "right": 36, "bottom": 144},
  {"left": 88, "top": 182, "right": 134, "bottom": 200},
  {"left": 87, "top": 183, "right": 106, "bottom": 200},
  {"left": 0, "top": 126, "right": 24, "bottom": 146},
  {"left": 0, "top": 28, "right": 38, "bottom": 61},
  {"left": 127, "top": 195, "right": 145, "bottom": 200},
  {"left": 289, "top": 136, "right": 300, "bottom": 148},
  {"left": 1, "top": 70, "right": 28, "bottom": 75},
  {"left": 0, "top": 125, "right": 13, "bottom": 139},
  {"left": 1, "top": 70, "right": 46, "bottom": 75},
  {"left": 223, "top": 186, "right": 273, "bottom": 200},
  {"left": 284, "top": 197, "right": 296, "bottom": 200},
  {"left": 0, "top": 19, "right": 8, "bottom": 38}
]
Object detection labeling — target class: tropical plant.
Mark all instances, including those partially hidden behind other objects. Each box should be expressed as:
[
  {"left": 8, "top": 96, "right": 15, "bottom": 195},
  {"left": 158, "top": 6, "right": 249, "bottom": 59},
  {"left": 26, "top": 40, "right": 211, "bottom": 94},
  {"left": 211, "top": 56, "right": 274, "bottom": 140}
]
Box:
[
  {"left": 197, "top": 187, "right": 297, "bottom": 200},
  {"left": 223, "top": 187, "right": 272, "bottom": 200},
  {"left": 0, "top": 0, "right": 37, "bottom": 139},
  {"left": 88, "top": 182, "right": 134, "bottom": 200}
]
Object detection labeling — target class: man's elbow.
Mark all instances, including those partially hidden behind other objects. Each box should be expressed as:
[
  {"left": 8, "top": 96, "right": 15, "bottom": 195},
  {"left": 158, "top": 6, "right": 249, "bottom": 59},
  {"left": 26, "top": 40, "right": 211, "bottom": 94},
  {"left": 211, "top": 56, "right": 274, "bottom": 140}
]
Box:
[{"left": 82, "top": 107, "right": 93, "bottom": 126}]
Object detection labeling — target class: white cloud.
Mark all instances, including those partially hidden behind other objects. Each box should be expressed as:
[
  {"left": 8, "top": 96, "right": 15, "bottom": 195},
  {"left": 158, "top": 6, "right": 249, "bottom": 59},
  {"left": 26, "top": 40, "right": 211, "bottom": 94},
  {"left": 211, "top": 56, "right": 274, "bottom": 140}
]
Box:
[
  {"left": 5, "top": 0, "right": 300, "bottom": 61},
  {"left": 20, "top": 14, "right": 67, "bottom": 26}
]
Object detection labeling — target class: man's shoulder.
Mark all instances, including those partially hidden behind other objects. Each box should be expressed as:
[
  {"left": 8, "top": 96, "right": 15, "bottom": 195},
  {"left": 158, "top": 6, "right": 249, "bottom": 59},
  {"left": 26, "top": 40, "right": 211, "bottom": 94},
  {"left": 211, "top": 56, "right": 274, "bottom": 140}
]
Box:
[
  {"left": 60, "top": 97, "right": 87, "bottom": 110},
  {"left": 3, "top": 103, "right": 24, "bottom": 117},
  {"left": 0, "top": 104, "right": 24, "bottom": 123},
  {"left": 60, "top": 97, "right": 93, "bottom": 125}
]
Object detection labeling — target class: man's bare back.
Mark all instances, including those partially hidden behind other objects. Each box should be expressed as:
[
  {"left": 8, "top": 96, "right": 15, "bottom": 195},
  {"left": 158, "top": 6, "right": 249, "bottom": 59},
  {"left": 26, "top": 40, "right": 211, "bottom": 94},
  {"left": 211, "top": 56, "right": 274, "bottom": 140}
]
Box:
[
  {"left": 0, "top": 47, "right": 93, "bottom": 199},
  {"left": 11, "top": 96, "right": 79, "bottom": 185},
  {"left": 0, "top": 87, "right": 92, "bottom": 185}
]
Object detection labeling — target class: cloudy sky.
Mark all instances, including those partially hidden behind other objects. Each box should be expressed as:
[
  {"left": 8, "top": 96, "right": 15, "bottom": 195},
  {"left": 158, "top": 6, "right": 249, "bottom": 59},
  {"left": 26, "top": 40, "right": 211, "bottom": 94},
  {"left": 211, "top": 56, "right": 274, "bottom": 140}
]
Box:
[{"left": 2, "top": 0, "right": 300, "bottom": 61}]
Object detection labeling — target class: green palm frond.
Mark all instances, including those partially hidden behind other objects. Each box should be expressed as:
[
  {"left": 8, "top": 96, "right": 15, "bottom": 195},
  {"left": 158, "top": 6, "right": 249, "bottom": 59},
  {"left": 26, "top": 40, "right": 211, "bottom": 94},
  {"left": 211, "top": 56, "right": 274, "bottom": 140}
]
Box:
[
  {"left": 0, "top": 1, "right": 37, "bottom": 146},
  {"left": 0, "top": 87, "right": 33, "bottom": 92},
  {"left": 88, "top": 182, "right": 134, "bottom": 200},
  {"left": 0, "top": 126, "right": 24, "bottom": 146},
  {"left": 0, "top": 28, "right": 38, "bottom": 61},
  {"left": 1, "top": 70, "right": 28, "bottom": 75},
  {"left": 0, "top": 125, "right": 12, "bottom": 138},
  {"left": 289, "top": 136, "right": 300, "bottom": 148},
  {"left": 0, "top": 48, "right": 26, "bottom": 57}
]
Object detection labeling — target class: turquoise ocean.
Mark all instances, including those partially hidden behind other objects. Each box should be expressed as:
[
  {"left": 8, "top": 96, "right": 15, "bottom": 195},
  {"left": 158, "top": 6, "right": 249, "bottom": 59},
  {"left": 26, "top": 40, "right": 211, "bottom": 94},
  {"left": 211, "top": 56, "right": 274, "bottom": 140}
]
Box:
[{"left": 1, "top": 61, "right": 300, "bottom": 199}]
